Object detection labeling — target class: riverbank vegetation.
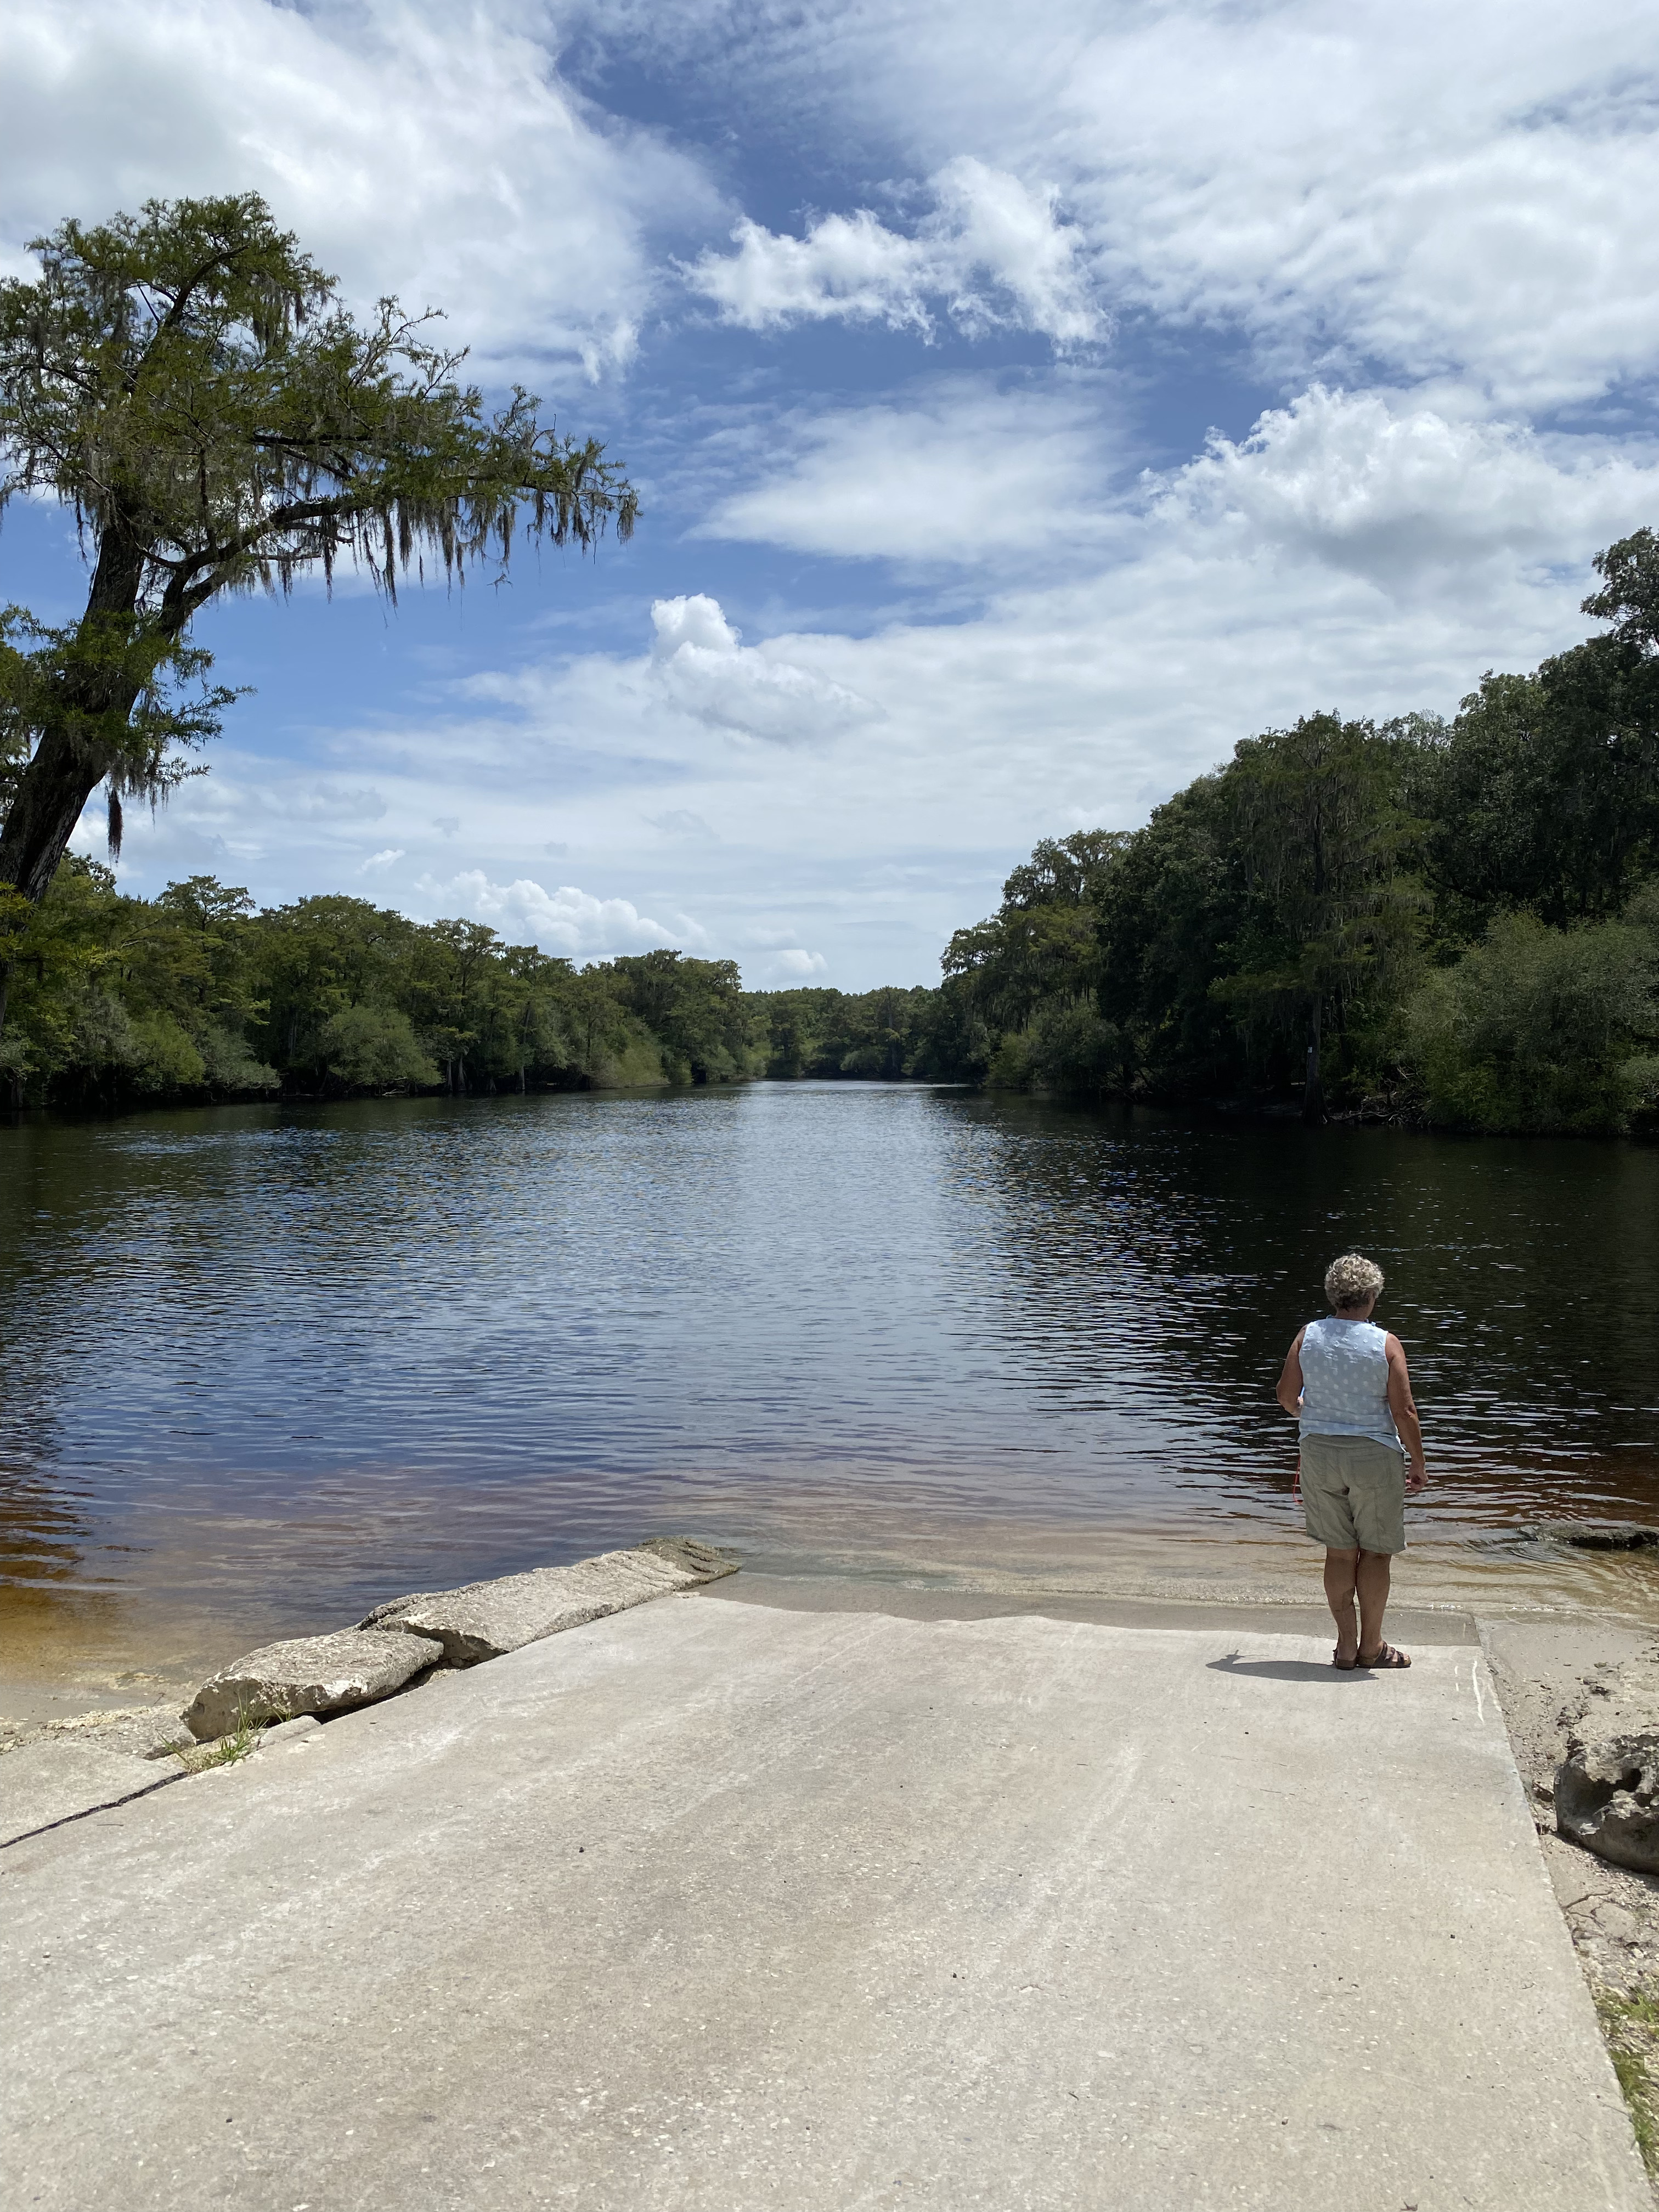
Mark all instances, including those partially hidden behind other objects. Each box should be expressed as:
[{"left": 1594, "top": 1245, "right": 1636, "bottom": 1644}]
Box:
[
  {"left": 938, "top": 529, "right": 1659, "bottom": 1135},
  {"left": 3, "top": 532, "right": 1657, "bottom": 1135},
  {"left": 0, "top": 862, "right": 975, "bottom": 1108},
  {"left": 0, "top": 879, "right": 762, "bottom": 1102}
]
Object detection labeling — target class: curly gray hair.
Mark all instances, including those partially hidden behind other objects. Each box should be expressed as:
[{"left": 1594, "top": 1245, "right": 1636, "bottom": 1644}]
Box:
[{"left": 1325, "top": 1252, "right": 1384, "bottom": 1311}]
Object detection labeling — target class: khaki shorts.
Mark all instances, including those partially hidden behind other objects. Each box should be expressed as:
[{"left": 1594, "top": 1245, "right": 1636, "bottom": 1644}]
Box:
[{"left": 1300, "top": 1434, "right": 1407, "bottom": 1554}]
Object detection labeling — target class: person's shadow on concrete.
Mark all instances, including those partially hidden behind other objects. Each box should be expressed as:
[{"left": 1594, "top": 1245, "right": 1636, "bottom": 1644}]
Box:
[{"left": 1207, "top": 1655, "right": 1372, "bottom": 1684}]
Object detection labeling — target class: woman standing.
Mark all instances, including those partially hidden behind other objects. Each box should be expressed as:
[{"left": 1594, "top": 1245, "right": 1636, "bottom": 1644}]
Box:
[{"left": 1276, "top": 1253, "right": 1427, "bottom": 1671}]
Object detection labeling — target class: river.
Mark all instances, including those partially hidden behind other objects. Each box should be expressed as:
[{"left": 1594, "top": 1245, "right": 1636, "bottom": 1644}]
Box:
[{"left": 3, "top": 1082, "right": 1657, "bottom": 1694}]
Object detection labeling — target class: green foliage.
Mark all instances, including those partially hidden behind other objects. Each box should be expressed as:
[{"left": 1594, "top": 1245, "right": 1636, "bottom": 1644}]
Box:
[
  {"left": 1400, "top": 902, "right": 1659, "bottom": 1134},
  {"left": 943, "top": 834, "right": 1119, "bottom": 1030},
  {"left": 947, "top": 731, "right": 1427, "bottom": 1108},
  {"left": 0, "top": 605, "right": 234, "bottom": 840},
  {"left": 1093, "top": 782, "right": 1242, "bottom": 1091},
  {"left": 751, "top": 984, "right": 946, "bottom": 1080},
  {"left": 0, "top": 196, "right": 635, "bottom": 596},
  {"left": 174, "top": 1701, "right": 276, "bottom": 1771},
  {"left": 1595, "top": 1984, "right": 1659, "bottom": 2174},
  {"left": 0, "top": 865, "right": 762, "bottom": 1109},
  {"left": 198, "top": 1024, "right": 279, "bottom": 1092},
  {"left": 605, "top": 950, "right": 762, "bottom": 1084},
  {"left": 317, "top": 1005, "right": 437, "bottom": 1092},
  {"left": 941, "top": 615, "right": 1658, "bottom": 1128},
  {"left": 1414, "top": 534, "right": 1659, "bottom": 932},
  {"left": 1022, "top": 1001, "right": 1121, "bottom": 1092},
  {"left": 939, "top": 832, "right": 1126, "bottom": 1095},
  {"left": 1211, "top": 714, "right": 1426, "bottom": 1114},
  {"left": 0, "top": 193, "right": 636, "bottom": 922},
  {"left": 128, "top": 1011, "right": 206, "bottom": 1093},
  {"left": 1582, "top": 524, "right": 1659, "bottom": 654}
]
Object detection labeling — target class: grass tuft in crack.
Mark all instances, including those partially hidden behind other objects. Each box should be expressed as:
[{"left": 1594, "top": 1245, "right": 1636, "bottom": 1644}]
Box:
[
  {"left": 1596, "top": 1986, "right": 1659, "bottom": 2173},
  {"left": 173, "top": 1702, "right": 286, "bottom": 1774}
]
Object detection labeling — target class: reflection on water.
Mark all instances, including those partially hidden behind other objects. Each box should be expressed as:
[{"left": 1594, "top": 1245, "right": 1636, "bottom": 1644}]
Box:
[{"left": 3, "top": 1084, "right": 1657, "bottom": 1683}]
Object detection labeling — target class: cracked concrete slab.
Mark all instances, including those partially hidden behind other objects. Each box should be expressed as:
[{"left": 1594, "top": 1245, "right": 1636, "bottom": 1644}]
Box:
[{"left": 0, "top": 1740, "right": 180, "bottom": 1847}]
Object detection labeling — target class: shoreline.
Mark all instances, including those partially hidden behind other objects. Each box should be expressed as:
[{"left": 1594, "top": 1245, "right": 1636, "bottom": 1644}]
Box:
[
  {"left": 8, "top": 1080, "right": 1658, "bottom": 1144},
  {"left": 10, "top": 1527, "right": 1659, "bottom": 1728}
]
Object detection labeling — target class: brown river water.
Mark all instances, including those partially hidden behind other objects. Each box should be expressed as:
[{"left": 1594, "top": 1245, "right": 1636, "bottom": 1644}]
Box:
[{"left": 3, "top": 1082, "right": 1657, "bottom": 1700}]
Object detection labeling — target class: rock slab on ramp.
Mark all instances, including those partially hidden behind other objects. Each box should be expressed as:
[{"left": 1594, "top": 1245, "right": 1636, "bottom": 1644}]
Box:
[
  {"left": 182, "top": 1626, "right": 443, "bottom": 1740},
  {"left": 0, "top": 1600, "right": 1644, "bottom": 2211},
  {"left": 359, "top": 1534, "right": 736, "bottom": 1664}
]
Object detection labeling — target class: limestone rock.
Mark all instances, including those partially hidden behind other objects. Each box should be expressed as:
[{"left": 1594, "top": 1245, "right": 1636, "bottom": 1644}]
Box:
[
  {"left": 1556, "top": 1652, "right": 1659, "bottom": 1874},
  {"left": 0, "top": 1741, "right": 177, "bottom": 1847},
  {"left": 1523, "top": 1521, "right": 1659, "bottom": 1551},
  {"left": 182, "top": 1628, "right": 442, "bottom": 1742},
  {"left": 359, "top": 1536, "right": 739, "bottom": 1667},
  {"left": 634, "top": 1536, "right": 741, "bottom": 1581}
]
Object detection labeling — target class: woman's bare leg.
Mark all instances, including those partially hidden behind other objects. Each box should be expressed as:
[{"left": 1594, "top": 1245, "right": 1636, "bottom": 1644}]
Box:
[
  {"left": 1323, "top": 1547, "right": 1359, "bottom": 1663},
  {"left": 1356, "top": 1550, "right": 1392, "bottom": 1657}
]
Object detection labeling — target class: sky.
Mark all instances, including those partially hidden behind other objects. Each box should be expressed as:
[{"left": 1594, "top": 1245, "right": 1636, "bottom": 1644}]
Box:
[{"left": 4, "top": 0, "right": 1659, "bottom": 989}]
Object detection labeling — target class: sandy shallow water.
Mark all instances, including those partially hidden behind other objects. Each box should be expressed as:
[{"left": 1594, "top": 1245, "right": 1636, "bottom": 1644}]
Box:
[{"left": 8, "top": 1513, "right": 1659, "bottom": 1731}]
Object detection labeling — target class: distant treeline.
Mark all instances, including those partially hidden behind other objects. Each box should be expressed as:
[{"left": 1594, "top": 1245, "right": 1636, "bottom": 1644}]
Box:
[
  {"left": 4, "top": 532, "right": 1658, "bottom": 1135},
  {"left": 0, "top": 865, "right": 961, "bottom": 1107}
]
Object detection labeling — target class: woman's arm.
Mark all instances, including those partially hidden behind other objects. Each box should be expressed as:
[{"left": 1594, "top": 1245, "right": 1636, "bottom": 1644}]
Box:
[
  {"left": 1385, "top": 1334, "right": 1427, "bottom": 1492},
  {"left": 1275, "top": 1328, "right": 1306, "bottom": 1416}
]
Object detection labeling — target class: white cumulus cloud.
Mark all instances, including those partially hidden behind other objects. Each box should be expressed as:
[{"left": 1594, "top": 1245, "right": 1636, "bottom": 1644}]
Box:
[
  {"left": 0, "top": 0, "right": 719, "bottom": 378},
  {"left": 416, "top": 871, "right": 692, "bottom": 958},
  {"left": 1156, "top": 385, "right": 1659, "bottom": 590},
  {"left": 685, "top": 156, "right": 1101, "bottom": 347},
  {"left": 631, "top": 0, "right": 1659, "bottom": 404},
  {"left": 649, "top": 594, "right": 880, "bottom": 743}
]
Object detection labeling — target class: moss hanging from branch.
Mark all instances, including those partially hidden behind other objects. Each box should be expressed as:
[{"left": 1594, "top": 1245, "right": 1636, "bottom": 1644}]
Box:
[{"left": 0, "top": 194, "right": 638, "bottom": 957}]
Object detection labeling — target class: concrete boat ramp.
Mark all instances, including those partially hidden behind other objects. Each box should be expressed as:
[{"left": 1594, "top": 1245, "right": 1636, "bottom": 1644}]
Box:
[{"left": 1, "top": 1583, "right": 1646, "bottom": 2211}]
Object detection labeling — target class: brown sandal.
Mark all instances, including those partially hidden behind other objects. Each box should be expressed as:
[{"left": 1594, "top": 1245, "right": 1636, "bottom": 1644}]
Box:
[
  {"left": 1332, "top": 1645, "right": 1358, "bottom": 1671},
  {"left": 1357, "top": 1642, "right": 1411, "bottom": 1669}
]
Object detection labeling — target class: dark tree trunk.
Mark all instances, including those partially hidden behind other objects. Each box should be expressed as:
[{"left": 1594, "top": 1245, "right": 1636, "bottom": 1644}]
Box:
[
  {"left": 0, "top": 711, "right": 128, "bottom": 902},
  {"left": 0, "top": 710, "right": 131, "bottom": 1053},
  {"left": 0, "top": 523, "right": 150, "bottom": 1046},
  {"left": 1302, "top": 995, "right": 1325, "bottom": 1125}
]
